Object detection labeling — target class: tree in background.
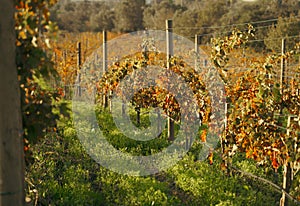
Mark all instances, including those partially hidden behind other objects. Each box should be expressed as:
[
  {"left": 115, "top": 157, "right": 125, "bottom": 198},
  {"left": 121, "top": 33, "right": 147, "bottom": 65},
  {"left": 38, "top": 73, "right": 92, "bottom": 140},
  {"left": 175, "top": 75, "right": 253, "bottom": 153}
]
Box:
[
  {"left": 265, "top": 16, "right": 300, "bottom": 52},
  {"left": 47, "top": 0, "right": 300, "bottom": 49},
  {"left": 173, "top": 9, "right": 198, "bottom": 38},
  {"left": 90, "top": 2, "right": 115, "bottom": 32},
  {"left": 51, "top": 0, "right": 79, "bottom": 32},
  {"left": 143, "top": 0, "right": 183, "bottom": 30},
  {"left": 52, "top": 0, "right": 91, "bottom": 32},
  {"left": 174, "top": 0, "right": 229, "bottom": 42},
  {"left": 74, "top": 0, "right": 91, "bottom": 32},
  {"left": 275, "top": 0, "right": 300, "bottom": 17},
  {"left": 114, "top": 0, "right": 145, "bottom": 32},
  {"left": 220, "top": 0, "right": 273, "bottom": 24}
]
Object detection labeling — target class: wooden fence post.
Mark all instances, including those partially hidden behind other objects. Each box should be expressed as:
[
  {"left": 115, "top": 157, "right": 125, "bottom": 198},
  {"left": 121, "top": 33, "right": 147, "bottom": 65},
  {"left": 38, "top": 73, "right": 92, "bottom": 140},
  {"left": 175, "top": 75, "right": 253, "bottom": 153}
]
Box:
[
  {"left": 109, "top": 90, "right": 113, "bottom": 113},
  {"left": 195, "top": 34, "right": 200, "bottom": 70},
  {"left": 136, "top": 106, "right": 140, "bottom": 126},
  {"left": 166, "top": 19, "right": 175, "bottom": 141},
  {"left": 156, "top": 107, "right": 162, "bottom": 135},
  {"left": 280, "top": 115, "right": 292, "bottom": 206},
  {"left": 77, "top": 42, "right": 82, "bottom": 97},
  {"left": 280, "top": 38, "right": 286, "bottom": 95},
  {"left": 103, "top": 30, "right": 108, "bottom": 108},
  {"left": 85, "top": 38, "right": 88, "bottom": 63},
  {"left": 63, "top": 50, "right": 68, "bottom": 99},
  {"left": 222, "top": 101, "right": 228, "bottom": 154}
]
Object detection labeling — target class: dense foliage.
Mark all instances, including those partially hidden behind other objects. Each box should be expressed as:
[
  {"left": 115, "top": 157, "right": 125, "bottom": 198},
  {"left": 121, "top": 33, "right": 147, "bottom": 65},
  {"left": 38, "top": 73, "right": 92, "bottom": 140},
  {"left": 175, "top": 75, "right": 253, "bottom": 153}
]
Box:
[
  {"left": 96, "top": 51, "right": 209, "bottom": 123},
  {"left": 211, "top": 26, "right": 300, "bottom": 204},
  {"left": 20, "top": 0, "right": 300, "bottom": 205},
  {"left": 15, "top": 0, "right": 69, "bottom": 148}
]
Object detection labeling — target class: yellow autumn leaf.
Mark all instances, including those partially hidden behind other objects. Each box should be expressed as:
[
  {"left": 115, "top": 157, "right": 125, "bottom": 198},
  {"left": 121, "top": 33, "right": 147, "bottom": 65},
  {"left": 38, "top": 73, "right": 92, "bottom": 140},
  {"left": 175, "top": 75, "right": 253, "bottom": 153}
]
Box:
[
  {"left": 19, "top": 30, "right": 27, "bottom": 39},
  {"left": 16, "top": 39, "right": 22, "bottom": 46},
  {"left": 26, "top": 24, "right": 35, "bottom": 35}
]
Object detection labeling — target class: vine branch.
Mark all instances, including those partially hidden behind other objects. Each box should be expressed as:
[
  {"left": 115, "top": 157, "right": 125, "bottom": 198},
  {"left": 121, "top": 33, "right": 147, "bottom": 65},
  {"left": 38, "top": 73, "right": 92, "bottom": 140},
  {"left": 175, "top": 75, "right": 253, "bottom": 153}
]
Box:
[{"left": 230, "top": 165, "right": 300, "bottom": 205}]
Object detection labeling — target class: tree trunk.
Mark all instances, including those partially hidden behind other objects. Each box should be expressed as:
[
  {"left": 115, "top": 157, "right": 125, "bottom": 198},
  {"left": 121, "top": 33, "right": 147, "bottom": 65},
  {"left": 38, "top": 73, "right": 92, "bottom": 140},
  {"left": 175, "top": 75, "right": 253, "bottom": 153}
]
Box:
[{"left": 0, "top": 0, "right": 24, "bottom": 205}]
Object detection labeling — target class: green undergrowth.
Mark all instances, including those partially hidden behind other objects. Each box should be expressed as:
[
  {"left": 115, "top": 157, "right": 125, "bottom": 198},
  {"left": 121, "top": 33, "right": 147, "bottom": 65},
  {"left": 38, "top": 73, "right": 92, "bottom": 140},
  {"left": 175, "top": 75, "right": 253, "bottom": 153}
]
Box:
[{"left": 25, "top": 106, "right": 282, "bottom": 205}]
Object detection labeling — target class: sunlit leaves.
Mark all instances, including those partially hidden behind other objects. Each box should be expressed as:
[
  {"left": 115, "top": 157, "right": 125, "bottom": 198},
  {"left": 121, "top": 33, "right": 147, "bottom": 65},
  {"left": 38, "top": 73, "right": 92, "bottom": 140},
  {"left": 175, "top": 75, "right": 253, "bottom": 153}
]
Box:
[
  {"left": 211, "top": 25, "right": 255, "bottom": 69},
  {"left": 97, "top": 51, "right": 210, "bottom": 124},
  {"left": 15, "top": 0, "right": 68, "bottom": 145},
  {"left": 213, "top": 27, "right": 300, "bottom": 175}
]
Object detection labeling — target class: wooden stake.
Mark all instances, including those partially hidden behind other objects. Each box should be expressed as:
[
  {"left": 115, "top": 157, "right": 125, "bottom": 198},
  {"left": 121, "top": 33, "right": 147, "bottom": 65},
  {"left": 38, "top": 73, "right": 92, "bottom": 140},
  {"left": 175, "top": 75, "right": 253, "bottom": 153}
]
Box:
[
  {"left": 63, "top": 50, "right": 68, "bottom": 98},
  {"left": 77, "top": 42, "right": 82, "bottom": 97},
  {"left": 280, "top": 115, "right": 292, "bottom": 206},
  {"left": 136, "top": 106, "right": 140, "bottom": 127},
  {"left": 103, "top": 31, "right": 108, "bottom": 108},
  {"left": 166, "top": 19, "right": 175, "bottom": 141},
  {"left": 109, "top": 90, "right": 113, "bottom": 113},
  {"left": 280, "top": 38, "right": 286, "bottom": 95},
  {"left": 195, "top": 34, "right": 200, "bottom": 70},
  {"left": 156, "top": 107, "right": 162, "bottom": 135}
]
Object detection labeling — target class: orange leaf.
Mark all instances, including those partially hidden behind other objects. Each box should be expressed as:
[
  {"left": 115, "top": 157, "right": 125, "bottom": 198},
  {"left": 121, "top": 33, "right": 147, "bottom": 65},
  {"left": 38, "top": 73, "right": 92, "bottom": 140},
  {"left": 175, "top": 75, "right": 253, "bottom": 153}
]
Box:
[
  {"left": 272, "top": 151, "right": 279, "bottom": 170},
  {"left": 272, "top": 158, "right": 279, "bottom": 169},
  {"left": 220, "top": 162, "right": 227, "bottom": 171},
  {"left": 201, "top": 130, "right": 207, "bottom": 142},
  {"left": 208, "top": 151, "right": 213, "bottom": 165},
  {"left": 246, "top": 149, "right": 251, "bottom": 158}
]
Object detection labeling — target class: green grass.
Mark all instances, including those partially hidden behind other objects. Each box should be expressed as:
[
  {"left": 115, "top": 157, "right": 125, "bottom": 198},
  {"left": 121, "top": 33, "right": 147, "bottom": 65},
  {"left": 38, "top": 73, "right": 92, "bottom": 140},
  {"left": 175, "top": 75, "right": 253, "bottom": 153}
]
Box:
[{"left": 25, "top": 105, "right": 285, "bottom": 205}]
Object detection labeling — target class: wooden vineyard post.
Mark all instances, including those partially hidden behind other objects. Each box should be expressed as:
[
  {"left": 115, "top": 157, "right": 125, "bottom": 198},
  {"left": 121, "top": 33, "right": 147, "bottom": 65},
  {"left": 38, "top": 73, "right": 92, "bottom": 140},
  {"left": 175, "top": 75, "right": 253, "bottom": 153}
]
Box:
[
  {"left": 77, "top": 42, "right": 82, "bottom": 97},
  {"left": 280, "top": 38, "right": 286, "bottom": 95},
  {"left": 194, "top": 34, "right": 205, "bottom": 149},
  {"left": 222, "top": 101, "right": 228, "bottom": 154},
  {"left": 84, "top": 38, "right": 88, "bottom": 63},
  {"left": 279, "top": 38, "right": 286, "bottom": 115},
  {"left": 156, "top": 108, "right": 162, "bottom": 136},
  {"left": 136, "top": 106, "right": 141, "bottom": 127},
  {"left": 166, "top": 19, "right": 175, "bottom": 141},
  {"left": 63, "top": 50, "right": 68, "bottom": 99},
  {"left": 280, "top": 115, "right": 292, "bottom": 206},
  {"left": 194, "top": 34, "right": 200, "bottom": 70},
  {"left": 109, "top": 90, "right": 113, "bottom": 113},
  {"left": 103, "top": 30, "right": 108, "bottom": 108}
]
